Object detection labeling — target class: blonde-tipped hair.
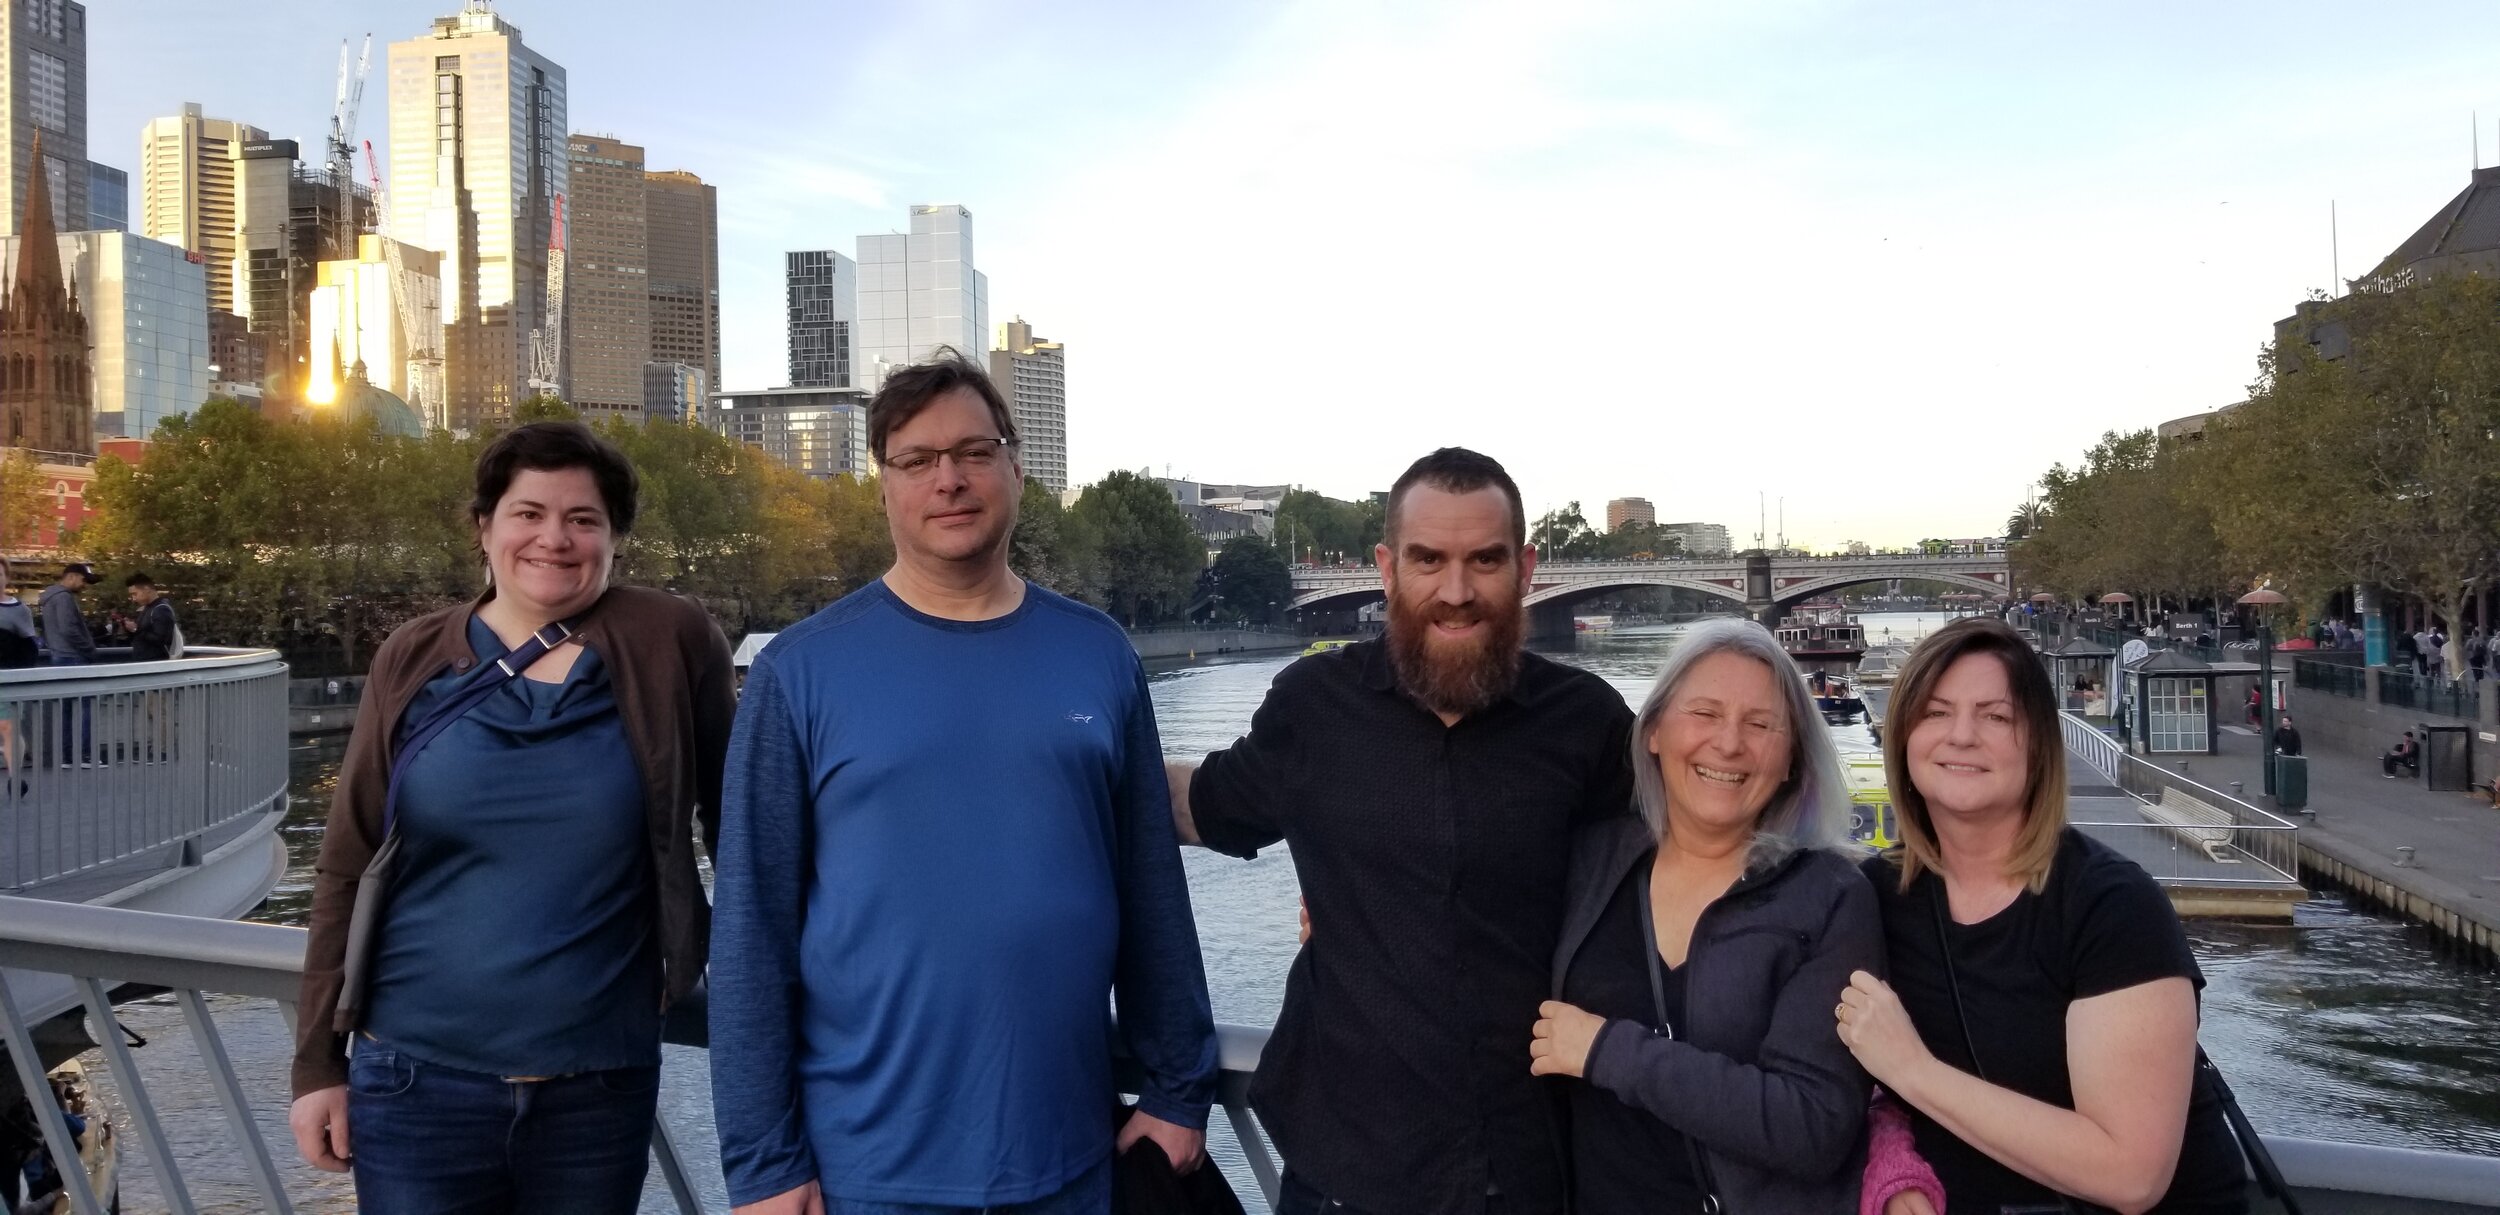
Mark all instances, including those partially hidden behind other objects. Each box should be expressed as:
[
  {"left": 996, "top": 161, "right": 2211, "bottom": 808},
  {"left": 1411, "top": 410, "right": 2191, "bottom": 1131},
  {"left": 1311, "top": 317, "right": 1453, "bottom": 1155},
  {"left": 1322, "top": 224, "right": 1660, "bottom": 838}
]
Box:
[{"left": 1881, "top": 617, "right": 2066, "bottom": 893}]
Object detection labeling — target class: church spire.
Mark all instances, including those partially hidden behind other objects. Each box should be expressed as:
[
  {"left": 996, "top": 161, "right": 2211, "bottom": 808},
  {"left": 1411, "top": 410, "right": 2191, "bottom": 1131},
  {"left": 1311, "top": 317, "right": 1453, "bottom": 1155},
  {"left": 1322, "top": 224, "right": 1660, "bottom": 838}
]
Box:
[{"left": 14, "top": 130, "right": 67, "bottom": 318}]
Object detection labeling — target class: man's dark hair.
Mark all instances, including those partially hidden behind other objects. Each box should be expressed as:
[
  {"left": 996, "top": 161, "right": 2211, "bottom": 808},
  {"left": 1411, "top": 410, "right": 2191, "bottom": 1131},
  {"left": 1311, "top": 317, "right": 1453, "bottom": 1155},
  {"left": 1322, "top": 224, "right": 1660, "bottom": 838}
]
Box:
[
  {"left": 471, "top": 421, "right": 640, "bottom": 536},
  {"left": 1383, "top": 447, "right": 1526, "bottom": 550},
  {"left": 125, "top": 572, "right": 155, "bottom": 589},
  {"left": 866, "top": 347, "right": 1017, "bottom": 463}
]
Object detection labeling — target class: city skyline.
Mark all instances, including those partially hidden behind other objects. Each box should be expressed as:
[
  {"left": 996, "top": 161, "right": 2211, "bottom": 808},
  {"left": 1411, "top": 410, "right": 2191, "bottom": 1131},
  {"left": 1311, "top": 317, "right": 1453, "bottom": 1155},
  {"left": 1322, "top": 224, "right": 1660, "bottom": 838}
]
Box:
[{"left": 76, "top": 1, "right": 2500, "bottom": 545}]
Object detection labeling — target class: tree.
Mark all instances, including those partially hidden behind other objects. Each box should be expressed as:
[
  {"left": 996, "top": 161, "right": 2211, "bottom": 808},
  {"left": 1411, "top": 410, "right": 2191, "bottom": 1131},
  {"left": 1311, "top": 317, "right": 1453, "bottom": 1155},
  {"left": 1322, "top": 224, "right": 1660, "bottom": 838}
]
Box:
[
  {"left": 1531, "top": 502, "right": 1599, "bottom": 560},
  {"left": 1065, "top": 471, "right": 1204, "bottom": 625},
  {"left": 1010, "top": 477, "right": 1088, "bottom": 599},
  {"left": 0, "top": 447, "right": 55, "bottom": 551},
  {"left": 1207, "top": 535, "right": 1292, "bottom": 624},
  {"left": 1591, "top": 519, "right": 1680, "bottom": 560},
  {"left": 1273, "top": 488, "right": 1380, "bottom": 565}
]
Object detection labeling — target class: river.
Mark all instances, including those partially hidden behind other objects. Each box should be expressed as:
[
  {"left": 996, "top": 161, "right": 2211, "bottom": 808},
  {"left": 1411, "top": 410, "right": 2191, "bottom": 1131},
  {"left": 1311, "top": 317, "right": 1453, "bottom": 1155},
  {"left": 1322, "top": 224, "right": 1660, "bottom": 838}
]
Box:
[{"left": 95, "top": 611, "right": 2500, "bottom": 1213}]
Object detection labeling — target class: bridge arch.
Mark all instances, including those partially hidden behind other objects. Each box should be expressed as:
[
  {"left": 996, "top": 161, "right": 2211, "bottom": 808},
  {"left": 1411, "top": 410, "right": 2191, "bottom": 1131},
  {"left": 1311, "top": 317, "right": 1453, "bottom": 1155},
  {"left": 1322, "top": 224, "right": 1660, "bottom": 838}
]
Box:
[
  {"left": 1772, "top": 571, "right": 2008, "bottom": 606},
  {"left": 1291, "top": 587, "right": 1385, "bottom": 612},
  {"left": 1520, "top": 577, "right": 1751, "bottom": 610}
]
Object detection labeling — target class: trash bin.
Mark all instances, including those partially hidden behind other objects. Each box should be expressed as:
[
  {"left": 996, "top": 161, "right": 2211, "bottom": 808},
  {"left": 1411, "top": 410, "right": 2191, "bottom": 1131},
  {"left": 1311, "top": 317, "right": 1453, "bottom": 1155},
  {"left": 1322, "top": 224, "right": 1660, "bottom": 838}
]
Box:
[
  {"left": 2420, "top": 722, "right": 2473, "bottom": 792},
  {"left": 2274, "top": 753, "right": 2308, "bottom": 810}
]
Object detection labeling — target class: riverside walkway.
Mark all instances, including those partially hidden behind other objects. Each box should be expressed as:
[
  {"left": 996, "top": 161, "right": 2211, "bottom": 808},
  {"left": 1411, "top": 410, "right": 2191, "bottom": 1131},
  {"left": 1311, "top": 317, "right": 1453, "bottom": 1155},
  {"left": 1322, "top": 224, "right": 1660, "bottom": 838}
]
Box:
[{"left": 2193, "top": 724, "right": 2500, "bottom": 960}]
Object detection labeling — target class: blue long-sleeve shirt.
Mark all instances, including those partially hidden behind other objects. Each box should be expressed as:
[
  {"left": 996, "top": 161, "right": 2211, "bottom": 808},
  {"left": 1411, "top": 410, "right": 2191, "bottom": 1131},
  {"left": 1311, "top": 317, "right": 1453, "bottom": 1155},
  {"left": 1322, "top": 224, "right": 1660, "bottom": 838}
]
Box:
[{"left": 709, "top": 580, "right": 1217, "bottom": 1207}]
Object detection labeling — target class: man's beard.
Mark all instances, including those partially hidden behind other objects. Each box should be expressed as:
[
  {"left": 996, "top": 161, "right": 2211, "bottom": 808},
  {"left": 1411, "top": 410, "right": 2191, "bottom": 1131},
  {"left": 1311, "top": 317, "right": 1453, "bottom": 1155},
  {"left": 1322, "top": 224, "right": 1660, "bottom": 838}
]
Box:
[{"left": 1386, "top": 587, "right": 1525, "bottom": 719}]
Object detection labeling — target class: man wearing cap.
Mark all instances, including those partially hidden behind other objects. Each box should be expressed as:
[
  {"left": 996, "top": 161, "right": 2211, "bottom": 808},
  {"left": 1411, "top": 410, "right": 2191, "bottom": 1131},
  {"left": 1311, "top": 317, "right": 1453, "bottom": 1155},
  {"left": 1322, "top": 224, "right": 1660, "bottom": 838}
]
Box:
[
  {"left": 38, "top": 563, "right": 99, "bottom": 766},
  {"left": 38, "top": 563, "right": 98, "bottom": 666}
]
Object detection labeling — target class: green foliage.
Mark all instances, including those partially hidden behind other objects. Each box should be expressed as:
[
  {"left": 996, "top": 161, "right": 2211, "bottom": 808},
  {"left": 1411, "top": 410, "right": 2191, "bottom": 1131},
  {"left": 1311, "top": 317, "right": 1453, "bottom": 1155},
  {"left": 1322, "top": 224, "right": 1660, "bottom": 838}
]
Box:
[
  {"left": 2020, "top": 272, "right": 2500, "bottom": 649},
  {"left": 1273, "top": 488, "right": 1382, "bottom": 565},
  {"left": 79, "top": 400, "right": 898, "bottom": 665},
  {"left": 1010, "top": 477, "right": 1089, "bottom": 599},
  {"left": 1207, "top": 535, "right": 1293, "bottom": 624},
  {"left": 512, "top": 394, "right": 579, "bottom": 423},
  {"left": 1530, "top": 501, "right": 1603, "bottom": 560},
  {"left": 1065, "top": 470, "right": 1204, "bottom": 625}
]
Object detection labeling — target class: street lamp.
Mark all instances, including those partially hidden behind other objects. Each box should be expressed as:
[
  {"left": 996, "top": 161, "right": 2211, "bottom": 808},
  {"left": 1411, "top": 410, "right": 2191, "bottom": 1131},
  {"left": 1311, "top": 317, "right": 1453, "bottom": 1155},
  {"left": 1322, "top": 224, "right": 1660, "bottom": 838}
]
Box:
[{"left": 2238, "top": 585, "right": 2290, "bottom": 795}]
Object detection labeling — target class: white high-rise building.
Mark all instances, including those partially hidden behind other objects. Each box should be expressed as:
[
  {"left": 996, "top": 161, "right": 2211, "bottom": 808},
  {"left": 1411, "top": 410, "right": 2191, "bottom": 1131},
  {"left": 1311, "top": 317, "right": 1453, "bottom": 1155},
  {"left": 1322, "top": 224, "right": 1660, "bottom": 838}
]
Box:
[
  {"left": 855, "top": 203, "right": 987, "bottom": 393},
  {"left": 987, "top": 317, "right": 1066, "bottom": 494},
  {"left": 137, "top": 103, "right": 265, "bottom": 312},
  {"left": 386, "top": 1, "right": 566, "bottom": 433}
]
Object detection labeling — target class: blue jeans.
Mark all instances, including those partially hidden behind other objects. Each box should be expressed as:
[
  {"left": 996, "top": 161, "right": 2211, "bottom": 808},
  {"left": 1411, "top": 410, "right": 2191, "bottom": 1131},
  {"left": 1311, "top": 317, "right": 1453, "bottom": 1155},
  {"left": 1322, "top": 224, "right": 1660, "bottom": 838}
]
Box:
[
  {"left": 47, "top": 654, "right": 90, "bottom": 763},
  {"left": 821, "top": 1155, "right": 1110, "bottom": 1215},
  {"left": 347, "top": 1038, "right": 660, "bottom": 1215}
]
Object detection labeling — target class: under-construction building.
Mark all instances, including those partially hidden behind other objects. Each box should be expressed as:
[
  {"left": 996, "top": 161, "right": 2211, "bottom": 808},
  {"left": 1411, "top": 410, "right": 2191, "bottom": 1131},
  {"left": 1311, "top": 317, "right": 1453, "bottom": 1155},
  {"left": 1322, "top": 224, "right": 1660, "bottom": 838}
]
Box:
[{"left": 232, "top": 138, "right": 371, "bottom": 403}]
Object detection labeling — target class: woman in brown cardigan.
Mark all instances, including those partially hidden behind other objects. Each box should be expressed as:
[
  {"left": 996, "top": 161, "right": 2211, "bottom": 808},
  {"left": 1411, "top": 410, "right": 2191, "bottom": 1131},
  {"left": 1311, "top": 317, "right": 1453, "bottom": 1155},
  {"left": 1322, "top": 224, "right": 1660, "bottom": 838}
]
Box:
[{"left": 286, "top": 422, "right": 734, "bottom": 1215}]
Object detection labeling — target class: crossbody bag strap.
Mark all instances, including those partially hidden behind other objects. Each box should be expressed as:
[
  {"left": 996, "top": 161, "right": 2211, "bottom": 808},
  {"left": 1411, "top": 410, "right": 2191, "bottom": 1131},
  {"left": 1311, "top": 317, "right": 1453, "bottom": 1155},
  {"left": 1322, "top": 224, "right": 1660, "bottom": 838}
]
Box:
[
  {"left": 1927, "top": 877, "right": 1991, "bottom": 1084},
  {"left": 380, "top": 615, "right": 586, "bottom": 838},
  {"left": 1637, "top": 862, "right": 1725, "bottom": 1215}
]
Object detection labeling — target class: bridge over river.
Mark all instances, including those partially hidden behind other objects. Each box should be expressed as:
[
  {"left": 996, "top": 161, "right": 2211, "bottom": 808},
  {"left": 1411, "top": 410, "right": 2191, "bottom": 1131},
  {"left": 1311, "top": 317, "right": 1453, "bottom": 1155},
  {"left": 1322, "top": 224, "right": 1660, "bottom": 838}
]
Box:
[{"left": 1291, "top": 550, "right": 2012, "bottom": 633}]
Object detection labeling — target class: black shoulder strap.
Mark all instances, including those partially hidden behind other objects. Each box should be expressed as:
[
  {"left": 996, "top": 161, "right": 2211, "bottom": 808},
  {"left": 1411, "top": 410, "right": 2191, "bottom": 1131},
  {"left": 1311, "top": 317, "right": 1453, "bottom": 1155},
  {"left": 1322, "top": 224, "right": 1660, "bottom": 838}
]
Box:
[
  {"left": 380, "top": 615, "right": 586, "bottom": 838},
  {"left": 1927, "top": 876, "right": 1992, "bottom": 1083},
  {"left": 1636, "top": 861, "right": 1725, "bottom": 1215}
]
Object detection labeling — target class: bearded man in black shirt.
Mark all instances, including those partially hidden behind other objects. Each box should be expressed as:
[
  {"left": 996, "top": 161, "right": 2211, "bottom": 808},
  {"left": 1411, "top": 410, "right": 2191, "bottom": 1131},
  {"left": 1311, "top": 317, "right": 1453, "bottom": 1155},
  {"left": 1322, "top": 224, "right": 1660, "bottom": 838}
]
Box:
[{"left": 1167, "top": 448, "right": 1636, "bottom": 1215}]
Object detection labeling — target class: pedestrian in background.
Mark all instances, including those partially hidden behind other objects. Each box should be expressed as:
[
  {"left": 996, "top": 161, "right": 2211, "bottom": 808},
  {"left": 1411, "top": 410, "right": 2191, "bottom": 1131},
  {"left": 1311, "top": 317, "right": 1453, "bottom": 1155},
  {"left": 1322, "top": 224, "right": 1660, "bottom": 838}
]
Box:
[
  {"left": 125, "top": 573, "right": 179, "bottom": 662},
  {"left": 38, "top": 563, "right": 99, "bottom": 767},
  {"left": 0, "top": 557, "right": 36, "bottom": 795}
]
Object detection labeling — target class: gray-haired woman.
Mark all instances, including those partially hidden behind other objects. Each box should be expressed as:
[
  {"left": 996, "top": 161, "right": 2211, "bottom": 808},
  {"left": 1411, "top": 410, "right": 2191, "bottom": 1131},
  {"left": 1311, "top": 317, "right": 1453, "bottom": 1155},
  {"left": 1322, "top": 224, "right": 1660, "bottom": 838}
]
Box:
[{"left": 1530, "top": 618, "right": 1883, "bottom": 1213}]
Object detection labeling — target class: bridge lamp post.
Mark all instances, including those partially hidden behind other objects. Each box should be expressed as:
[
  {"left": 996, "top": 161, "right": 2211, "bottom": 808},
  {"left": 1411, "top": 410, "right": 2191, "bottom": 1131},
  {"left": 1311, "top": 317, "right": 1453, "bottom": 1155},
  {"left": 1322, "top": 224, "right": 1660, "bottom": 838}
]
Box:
[{"left": 2238, "top": 586, "right": 2289, "bottom": 795}]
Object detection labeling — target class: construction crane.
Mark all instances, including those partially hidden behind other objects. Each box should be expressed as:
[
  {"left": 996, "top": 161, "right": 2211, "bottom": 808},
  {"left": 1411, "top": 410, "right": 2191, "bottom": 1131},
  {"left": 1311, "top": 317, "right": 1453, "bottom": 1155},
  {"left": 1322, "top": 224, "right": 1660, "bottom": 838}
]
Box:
[
  {"left": 326, "top": 35, "right": 372, "bottom": 257},
  {"left": 526, "top": 194, "right": 566, "bottom": 396},
  {"left": 365, "top": 140, "right": 444, "bottom": 427}
]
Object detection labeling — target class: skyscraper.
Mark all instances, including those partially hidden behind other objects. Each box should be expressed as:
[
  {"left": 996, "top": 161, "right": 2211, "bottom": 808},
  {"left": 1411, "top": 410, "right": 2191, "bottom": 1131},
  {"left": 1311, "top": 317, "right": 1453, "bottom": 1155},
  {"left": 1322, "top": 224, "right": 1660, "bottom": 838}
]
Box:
[
  {"left": 1605, "top": 497, "right": 1655, "bottom": 532},
  {"left": 563, "top": 133, "right": 646, "bottom": 420},
  {"left": 386, "top": 1, "right": 567, "bottom": 433},
  {"left": 644, "top": 168, "right": 717, "bottom": 395},
  {"left": 83, "top": 159, "right": 120, "bottom": 230},
  {"left": 987, "top": 317, "right": 1066, "bottom": 494},
  {"left": 234, "top": 138, "right": 369, "bottom": 403},
  {"left": 138, "top": 102, "right": 267, "bottom": 312},
  {"left": 855, "top": 203, "right": 986, "bottom": 393},
  {"left": 2, "top": 0, "right": 87, "bottom": 240},
  {"left": 785, "top": 249, "right": 854, "bottom": 388}
]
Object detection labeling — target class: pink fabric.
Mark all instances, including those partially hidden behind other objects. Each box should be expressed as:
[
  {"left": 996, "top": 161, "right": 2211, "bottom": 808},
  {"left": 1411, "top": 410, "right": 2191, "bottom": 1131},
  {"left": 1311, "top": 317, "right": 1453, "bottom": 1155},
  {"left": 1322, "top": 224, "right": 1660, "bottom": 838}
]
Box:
[{"left": 1861, "top": 1091, "right": 1946, "bottom": 1215}]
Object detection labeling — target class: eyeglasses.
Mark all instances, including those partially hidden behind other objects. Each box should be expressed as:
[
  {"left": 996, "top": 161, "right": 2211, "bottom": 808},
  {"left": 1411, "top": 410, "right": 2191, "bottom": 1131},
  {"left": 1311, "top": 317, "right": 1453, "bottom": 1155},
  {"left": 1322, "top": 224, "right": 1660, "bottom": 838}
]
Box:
[{"left": 881, "top": 437, "right": 1019, "bottom": 480}]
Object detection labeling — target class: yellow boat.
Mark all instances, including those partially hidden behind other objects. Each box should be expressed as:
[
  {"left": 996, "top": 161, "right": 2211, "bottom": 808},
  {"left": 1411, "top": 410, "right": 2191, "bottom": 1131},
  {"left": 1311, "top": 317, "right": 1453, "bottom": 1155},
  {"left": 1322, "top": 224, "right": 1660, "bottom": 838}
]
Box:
[
  {"left": 1299, "top": 639, "right": 1353, "bottom": 657},
  {"left": 1844, "top": 756, "right": 1899, "bottom": 848}
]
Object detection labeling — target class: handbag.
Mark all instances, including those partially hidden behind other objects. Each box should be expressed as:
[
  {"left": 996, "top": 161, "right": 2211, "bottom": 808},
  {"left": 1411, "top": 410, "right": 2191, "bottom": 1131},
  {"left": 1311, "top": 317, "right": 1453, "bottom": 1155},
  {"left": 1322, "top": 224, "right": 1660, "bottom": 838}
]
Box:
[
  {"left": 334, "top": 616, "right": 586, "bottom": 1028},
  {"left": 1927, "top": 883, "right": 2304, "bottom": 1215}
]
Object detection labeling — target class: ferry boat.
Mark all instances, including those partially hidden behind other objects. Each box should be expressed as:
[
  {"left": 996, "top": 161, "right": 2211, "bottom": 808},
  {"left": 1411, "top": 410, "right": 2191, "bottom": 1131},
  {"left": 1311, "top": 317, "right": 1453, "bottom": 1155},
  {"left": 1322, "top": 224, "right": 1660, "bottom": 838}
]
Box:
[
  {"left": 1299, "top": 638, "right": 1353, "bottom": 657},
  {"left": 1774, "top": 602, "right": 1867, "bottom": 661},
  {"left": 1573, "top": 614, "right": 1615, "bottom": 634}
]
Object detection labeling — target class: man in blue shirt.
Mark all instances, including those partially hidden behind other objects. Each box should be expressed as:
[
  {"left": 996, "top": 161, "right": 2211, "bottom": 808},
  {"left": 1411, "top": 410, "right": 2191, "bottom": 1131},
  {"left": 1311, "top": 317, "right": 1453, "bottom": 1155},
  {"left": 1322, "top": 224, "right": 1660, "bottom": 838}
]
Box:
[{"left": 711, "top": 353, "right": 1218, "bottom": 1214}]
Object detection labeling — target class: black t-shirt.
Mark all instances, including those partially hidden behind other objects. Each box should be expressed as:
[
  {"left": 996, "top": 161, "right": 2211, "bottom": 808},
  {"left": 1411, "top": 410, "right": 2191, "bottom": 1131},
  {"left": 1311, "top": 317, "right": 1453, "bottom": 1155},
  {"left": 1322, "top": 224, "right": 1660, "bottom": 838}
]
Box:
[
  {"left": 1865, "top": 830, "right": 2247, "bottom": 1214},
  {"left": 1562, "top": 864, "right": 1701, "bottom": 1215},
  {"left": 1191, "top": 639, "right": 1636, "bottom": 1215}
]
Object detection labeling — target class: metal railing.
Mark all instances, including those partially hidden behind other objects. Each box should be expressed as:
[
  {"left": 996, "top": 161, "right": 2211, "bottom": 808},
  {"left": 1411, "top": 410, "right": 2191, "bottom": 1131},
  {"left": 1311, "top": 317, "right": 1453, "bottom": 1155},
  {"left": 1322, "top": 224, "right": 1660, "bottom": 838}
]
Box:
[
  {"left": 2061, "top": 712, "right": 2304, "bottom": 882},
  {"left": 2296, "top": 658, "right": 2369, "bottom": 701},
  {"left": 0, "top": 897, "right": 1283, "bottom": 1215},
  {"left": 0, "top": 649, "right": 290, "bottom": 894},
  {"left": 2378, "top": 669, "right": 2479, "bottom": 721},
  {"left": 14, "top": 900, "right": 2500, "bottom": 1213}
]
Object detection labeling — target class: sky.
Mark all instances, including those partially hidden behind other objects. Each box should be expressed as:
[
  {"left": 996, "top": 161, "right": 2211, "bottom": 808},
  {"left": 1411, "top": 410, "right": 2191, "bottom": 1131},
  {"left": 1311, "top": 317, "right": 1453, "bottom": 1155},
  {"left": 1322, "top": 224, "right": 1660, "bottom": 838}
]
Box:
[{"left": 85, "top": 0, "right": 2500, "bottom": 549}]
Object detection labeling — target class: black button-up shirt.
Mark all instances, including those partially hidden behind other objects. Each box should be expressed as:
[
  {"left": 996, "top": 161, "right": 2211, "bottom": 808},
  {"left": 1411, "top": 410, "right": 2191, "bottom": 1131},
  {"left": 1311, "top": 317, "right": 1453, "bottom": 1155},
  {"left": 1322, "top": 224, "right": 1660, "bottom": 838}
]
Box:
[{"left": 1192, "top": 638, "right": 1634, "bottom": 1215}]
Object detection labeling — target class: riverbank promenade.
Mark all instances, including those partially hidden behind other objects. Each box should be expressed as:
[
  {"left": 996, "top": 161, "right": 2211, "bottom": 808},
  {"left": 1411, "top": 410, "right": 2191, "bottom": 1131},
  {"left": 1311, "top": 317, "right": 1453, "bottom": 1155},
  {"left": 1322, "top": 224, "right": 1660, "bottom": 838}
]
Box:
[{"left": 2192, "top": 723, "right": 2500, "bottom": 959}]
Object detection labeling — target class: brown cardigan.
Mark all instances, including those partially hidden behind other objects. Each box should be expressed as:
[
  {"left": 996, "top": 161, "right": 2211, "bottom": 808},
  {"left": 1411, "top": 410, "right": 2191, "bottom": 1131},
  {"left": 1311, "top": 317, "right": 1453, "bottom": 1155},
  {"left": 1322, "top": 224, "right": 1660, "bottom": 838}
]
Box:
[{"left": 290, "top": 584, "right": 736, "bottom": 1097}]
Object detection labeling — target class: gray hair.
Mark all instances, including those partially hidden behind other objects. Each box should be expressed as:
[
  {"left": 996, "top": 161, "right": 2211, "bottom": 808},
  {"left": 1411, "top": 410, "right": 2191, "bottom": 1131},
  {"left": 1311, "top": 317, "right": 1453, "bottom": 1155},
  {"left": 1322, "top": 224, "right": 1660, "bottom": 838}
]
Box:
[{"left": 1629, "top": 618, "right": 1853, "bottom": 861}]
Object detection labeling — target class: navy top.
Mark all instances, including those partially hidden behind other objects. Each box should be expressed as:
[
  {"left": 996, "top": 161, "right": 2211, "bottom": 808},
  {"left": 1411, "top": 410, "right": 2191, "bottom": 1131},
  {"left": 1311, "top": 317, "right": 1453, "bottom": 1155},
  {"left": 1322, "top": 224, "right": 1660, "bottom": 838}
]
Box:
[
  {"left": 364, "top": 615, "right": 661, "bottom": 1076},
  {"left": 708, "top": 580, "right": 1217, "bottom": 1207},
  {"left": 1563, "top": 863, "right": 1700, "bottom": 1214}
]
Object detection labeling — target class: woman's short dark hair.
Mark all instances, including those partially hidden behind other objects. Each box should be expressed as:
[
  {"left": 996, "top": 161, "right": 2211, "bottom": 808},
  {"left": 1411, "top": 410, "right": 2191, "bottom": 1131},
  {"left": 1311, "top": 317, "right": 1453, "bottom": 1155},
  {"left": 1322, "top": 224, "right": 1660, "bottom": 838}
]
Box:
[
  {"left": 471, "top": 421, "right": 640, "bottom": 536},
  {"left": 866, "top": 348, "right": 1017, "bottom": 463}
]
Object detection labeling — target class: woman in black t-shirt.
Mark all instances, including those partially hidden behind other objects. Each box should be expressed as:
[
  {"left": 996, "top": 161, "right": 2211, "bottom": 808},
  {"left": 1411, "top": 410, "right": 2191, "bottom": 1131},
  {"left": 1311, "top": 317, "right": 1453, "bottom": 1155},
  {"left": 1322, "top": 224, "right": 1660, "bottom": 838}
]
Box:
[{"left": 1833, "top": 618, "right": 2247, "bottom": 1215}]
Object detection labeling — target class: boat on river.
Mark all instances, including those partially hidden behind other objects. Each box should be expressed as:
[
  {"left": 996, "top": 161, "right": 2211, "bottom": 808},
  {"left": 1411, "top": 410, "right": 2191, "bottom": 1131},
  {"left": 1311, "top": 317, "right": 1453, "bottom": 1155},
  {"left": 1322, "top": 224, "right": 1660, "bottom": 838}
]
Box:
[
  {"left": 1299, "top": 639, "right": 1352, "bottom": 657},
  {"left": 1774, "top": 602, "right": 1867, "bottom": 661},
  {"left": 1806, "top": 669, "right": 1866, "bottom": 720}
]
